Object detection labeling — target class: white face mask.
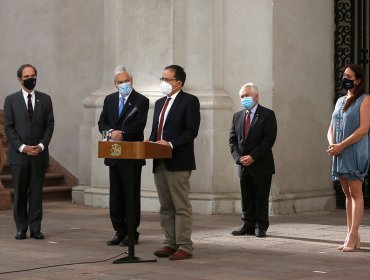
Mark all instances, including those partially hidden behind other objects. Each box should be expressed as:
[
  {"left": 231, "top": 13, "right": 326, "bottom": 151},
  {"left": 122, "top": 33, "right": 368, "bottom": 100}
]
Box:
[{"left": 159, "top": 81, "right": 173, "bottom": 96}]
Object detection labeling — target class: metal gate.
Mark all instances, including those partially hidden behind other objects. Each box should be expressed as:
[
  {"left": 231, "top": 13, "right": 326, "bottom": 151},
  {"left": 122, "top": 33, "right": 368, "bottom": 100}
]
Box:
[{"left": 334, "top": 0, "right": 370, "bottom": 208}]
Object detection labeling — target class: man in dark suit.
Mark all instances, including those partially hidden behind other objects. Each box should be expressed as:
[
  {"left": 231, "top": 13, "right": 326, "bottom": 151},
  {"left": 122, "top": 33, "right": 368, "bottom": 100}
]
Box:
[
  {"left": 98, "top": 66, "right": 149, "bottom": 246},
  {"left": 149, "top": 65, "right": 200, "bottom": 260},
  {"left": 4, "top": 64, "right": 54, "bottom": 240},
  {"left": 229, "top": 83, "right": 277, "bottom": 238}
]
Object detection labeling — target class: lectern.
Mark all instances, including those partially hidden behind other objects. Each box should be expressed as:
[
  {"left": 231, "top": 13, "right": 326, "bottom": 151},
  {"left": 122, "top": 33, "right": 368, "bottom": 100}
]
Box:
[{"left": 98, "top": 141, "right": 171, "bottom": 264}]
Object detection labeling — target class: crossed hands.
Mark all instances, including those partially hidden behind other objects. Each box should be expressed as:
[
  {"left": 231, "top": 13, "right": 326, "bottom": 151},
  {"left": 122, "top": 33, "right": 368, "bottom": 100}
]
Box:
[
  {"left": 110, "top": 130, "right": 123, "bottom": 141},
  {"left": 23, "top": 145, "right": 42, "bottom": 156},
  {"left": 326, "top": 143, "right": 344, "bottom": 156},
  {"left": 240, "top": 155, "right": 254, "bottom": 166}
]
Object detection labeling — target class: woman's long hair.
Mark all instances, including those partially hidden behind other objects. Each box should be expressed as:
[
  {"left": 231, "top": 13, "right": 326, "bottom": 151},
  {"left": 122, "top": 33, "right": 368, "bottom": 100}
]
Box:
[{"left": 343, "top": 64, "right": 367, "bottom": 111}]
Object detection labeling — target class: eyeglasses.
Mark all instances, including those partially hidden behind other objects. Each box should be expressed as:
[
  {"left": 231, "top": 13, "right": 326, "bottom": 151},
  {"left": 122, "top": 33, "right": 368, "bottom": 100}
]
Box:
[{"left": 160, "top": 77, "right": 177, "bottom": 83}]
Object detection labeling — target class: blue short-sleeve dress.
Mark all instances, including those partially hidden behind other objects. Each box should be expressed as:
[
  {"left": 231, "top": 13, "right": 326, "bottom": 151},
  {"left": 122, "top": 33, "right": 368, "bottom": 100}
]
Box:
[{"left": 331, "top": 93, "right": 370, "bottom": 181}]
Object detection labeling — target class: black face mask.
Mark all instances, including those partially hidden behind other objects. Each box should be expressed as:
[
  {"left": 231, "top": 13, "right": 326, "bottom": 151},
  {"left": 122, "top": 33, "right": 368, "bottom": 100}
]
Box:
[
  {"left": 23, "top": 78, "right": 36, "bottom": 90},
  {"left": 342, "top": 78, "right": 355, "bottom": 90}
]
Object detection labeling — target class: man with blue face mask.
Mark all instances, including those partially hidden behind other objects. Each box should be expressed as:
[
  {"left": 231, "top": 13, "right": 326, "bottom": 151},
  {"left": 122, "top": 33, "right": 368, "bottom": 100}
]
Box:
[
  {"left": 229, "top": 83, "right": 277, "bottom": 238},
  {"left": 98, "top": 66, "right": 149, "bottom": 246}
]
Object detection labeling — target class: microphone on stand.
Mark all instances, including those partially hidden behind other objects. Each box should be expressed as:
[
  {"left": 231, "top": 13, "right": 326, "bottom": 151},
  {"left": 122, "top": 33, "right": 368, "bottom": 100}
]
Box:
[{"left": 121, "top": 105, "right": 139, "bottom": 132}]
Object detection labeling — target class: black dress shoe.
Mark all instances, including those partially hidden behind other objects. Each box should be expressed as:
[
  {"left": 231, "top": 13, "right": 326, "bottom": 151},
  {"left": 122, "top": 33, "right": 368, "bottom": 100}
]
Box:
[
  {"left": 120, "top": 235, "right": 139, "bottom": 246},
  {"left": 107, "top": 232, "right": 125, "bottom": 246},
  {"left": 231, "top": 226, "right": 255, "bottom": 236},
  {"left": 30, "top": 231, "right": 45, "bottom": 239},
  {"left": 15, "top": 231, "right": 27, "bottom": 240},
  {"left": 256, "top": 228, "right": 267, "bottom": 238}
]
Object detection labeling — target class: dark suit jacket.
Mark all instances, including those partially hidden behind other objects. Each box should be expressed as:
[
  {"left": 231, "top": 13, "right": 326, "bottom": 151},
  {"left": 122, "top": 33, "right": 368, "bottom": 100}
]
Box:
[
  {"left": 229, "top": 104, "right": 277, "bottom": 176},
  {"left": 4, "top": 90, "right": 54, "bottom": 165},
  {"left": 149, "top": 90, "right": 200, "bottom": 171},
  {"left": 98, "top": 89, "right": 149, "bottom": 167}
]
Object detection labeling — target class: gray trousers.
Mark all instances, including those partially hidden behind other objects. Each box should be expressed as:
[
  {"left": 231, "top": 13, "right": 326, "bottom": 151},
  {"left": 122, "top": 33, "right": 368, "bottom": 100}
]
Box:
[{"left": 154, "top": 161, "right": 193, "bottom": 253}]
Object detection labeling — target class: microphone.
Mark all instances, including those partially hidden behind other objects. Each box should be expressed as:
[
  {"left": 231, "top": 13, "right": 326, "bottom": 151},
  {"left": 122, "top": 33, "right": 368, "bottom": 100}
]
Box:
[{"left": 121, "top": 105, "right": 139, "bottom": 131}]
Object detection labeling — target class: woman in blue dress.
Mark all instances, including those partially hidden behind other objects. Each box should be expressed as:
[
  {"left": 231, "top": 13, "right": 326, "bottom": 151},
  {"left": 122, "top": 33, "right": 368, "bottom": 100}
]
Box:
[{"left": 327, "top": 64, "right": 370, "bottom": 252}]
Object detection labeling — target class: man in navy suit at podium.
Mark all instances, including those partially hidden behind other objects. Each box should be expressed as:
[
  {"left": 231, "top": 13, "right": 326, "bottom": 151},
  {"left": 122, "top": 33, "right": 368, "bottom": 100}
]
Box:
[{"left": 98, "top": 66, "right": 149, "bottom": 246}]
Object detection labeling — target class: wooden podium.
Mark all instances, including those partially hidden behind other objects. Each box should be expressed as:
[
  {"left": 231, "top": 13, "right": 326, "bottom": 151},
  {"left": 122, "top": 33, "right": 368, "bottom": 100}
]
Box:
[
  {"left": 98, "top": 141, "right": 171, "bottom": 160},
  {"left": 98, "top": 141, "right": 171, "bottom": 264}
]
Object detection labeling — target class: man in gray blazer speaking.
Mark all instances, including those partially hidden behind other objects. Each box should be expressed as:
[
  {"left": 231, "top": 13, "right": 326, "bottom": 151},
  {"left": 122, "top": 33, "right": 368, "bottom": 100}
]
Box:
[{"left": 4, "top": 64, "right": 54, "bottom": 240}]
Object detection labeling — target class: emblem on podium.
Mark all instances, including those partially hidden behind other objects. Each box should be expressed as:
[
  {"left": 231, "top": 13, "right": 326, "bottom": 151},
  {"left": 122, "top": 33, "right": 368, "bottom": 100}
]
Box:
[{"left": 110, "top": 143, "right": 122, "bottom": 156}]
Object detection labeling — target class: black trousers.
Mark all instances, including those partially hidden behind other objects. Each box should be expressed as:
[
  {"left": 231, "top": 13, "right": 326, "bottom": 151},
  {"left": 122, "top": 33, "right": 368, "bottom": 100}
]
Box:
[
  {"left": 109, "top": 165, "right": 142, "bottom": 236},
  {"left": 240, "top": 173, "right": 272, "bottom": 230},
  {"left": 10, "top": 160, "right": 47, "bottom": 233}
]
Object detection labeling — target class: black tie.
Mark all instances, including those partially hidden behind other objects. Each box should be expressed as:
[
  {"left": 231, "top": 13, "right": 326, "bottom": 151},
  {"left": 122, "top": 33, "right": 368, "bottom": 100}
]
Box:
[{"left": 27, "top": 93, "right": 33, "bottom": 121}]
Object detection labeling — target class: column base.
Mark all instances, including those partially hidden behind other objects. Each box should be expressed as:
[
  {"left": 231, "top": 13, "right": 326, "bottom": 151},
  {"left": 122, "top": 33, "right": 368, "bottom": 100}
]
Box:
[
  {"left": 72, "top": 187, "right": 336, "bottom": 215},
  {"left": 269, "top": 189, "right": 336, "bottom": 215},
  {"left": 72, "top": 186, "right": 241, "bottom": 214},
  {"left": 141, "top": 190, "right": 241, "bottom": 214},
  {"left": 72, "top": 185, "right": 109, "bottom": 208}
]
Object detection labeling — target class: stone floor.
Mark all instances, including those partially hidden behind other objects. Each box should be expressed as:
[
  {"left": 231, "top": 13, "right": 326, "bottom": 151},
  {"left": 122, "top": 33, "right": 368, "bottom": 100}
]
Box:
[{"left": 0, "top": 201, "right": 370, "bottom": 279}]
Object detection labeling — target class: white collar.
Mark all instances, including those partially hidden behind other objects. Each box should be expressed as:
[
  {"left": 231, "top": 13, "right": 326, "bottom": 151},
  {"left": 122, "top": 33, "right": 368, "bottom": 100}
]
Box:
[
  {"left": 247, "top": 103, "right": 258, "bottom": 114},
  {"left": 22, "top": 88, "right": 35, "bottom": 97},
  {"left": 167, "top": 90, "right": 180, "bottom": 100}
]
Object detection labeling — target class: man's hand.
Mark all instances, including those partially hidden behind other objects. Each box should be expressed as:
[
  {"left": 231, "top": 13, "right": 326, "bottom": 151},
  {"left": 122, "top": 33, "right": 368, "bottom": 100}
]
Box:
[
  {"left": 110, "top": 130, "right": 123, "bottom": 141},
  {"left": 156, "top": 140, "right": 172, "bottom": 147},
  {"left": 239, "top": 155, "right": 254, "bottom": 166},
  {"left": 23, "top": 145, "right": 41, "bottom": 156}
]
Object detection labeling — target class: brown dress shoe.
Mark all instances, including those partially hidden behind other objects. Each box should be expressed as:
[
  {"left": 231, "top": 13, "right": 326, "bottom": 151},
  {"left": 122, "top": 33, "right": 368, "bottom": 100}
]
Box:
[
  {"left": 154, "top": 246, "right": 177, "bottom": 257},
  {"left": 169, "top": 249, "right": 192, "bottom": 260}
]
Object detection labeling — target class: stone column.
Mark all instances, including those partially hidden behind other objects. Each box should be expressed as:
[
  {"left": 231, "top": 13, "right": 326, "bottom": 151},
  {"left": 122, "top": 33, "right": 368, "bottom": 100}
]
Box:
[
  {"left": 269, "top": 0, "right": 335, "bottom": 214},
  {"left": 168, "top": 0, "right": 237, "bottom": 213},
  {"left": 73, "top": 0, "right": 237, "bottom": 214}
]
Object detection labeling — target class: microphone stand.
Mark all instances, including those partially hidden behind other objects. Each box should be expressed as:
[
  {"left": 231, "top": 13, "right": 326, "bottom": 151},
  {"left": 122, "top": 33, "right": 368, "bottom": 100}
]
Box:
[
  {"left": 120, "top": 107, "right": 138, "bottom": 132},
  {"left": 113, "top": 106, "right": 157, "bottom": 264}
]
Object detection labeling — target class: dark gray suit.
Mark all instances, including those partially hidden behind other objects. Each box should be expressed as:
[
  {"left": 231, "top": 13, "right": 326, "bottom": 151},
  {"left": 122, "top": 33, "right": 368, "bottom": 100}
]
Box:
[
  {"left": 4, "top": 90, "right": 54, "bottom": 233},
  {"left": 229, "top": 104, "right": 277, "bottom": 230}
]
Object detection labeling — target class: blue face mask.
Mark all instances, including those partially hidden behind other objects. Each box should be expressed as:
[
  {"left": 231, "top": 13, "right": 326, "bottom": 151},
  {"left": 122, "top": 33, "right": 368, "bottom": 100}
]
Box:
[
  {"left": 241, "top": 97, "right": 255, "bottom": 110},
  {"left": 118, "top": 82, "right": 132, "bottom": 97}
]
